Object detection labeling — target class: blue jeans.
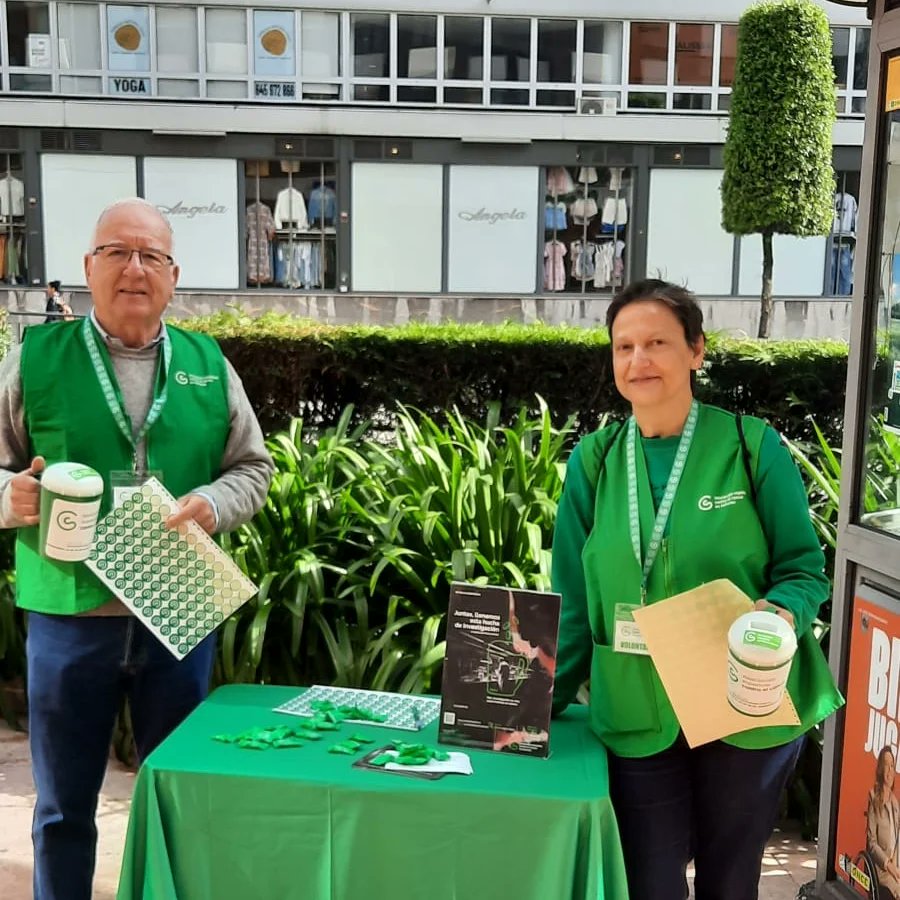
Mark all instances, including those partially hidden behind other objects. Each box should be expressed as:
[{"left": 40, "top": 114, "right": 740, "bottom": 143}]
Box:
[
  {"left": 831, "top": 242, "right": 853, "bottom": 295},
  {"left": 27, "top": 612, "right": 216, "bottom": 900},
  {"left": 607, "top": 733, "right": 804, "bottom": 900}
]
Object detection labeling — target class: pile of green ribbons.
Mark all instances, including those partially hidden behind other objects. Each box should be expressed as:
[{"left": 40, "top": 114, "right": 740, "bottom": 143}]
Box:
[{"left": 369, "top": 742, "right": 451, "bottom": 767}]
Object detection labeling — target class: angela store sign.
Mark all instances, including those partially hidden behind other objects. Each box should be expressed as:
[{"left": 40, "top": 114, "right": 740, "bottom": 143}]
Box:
[
  {"left": 156, "top": 202, "right": 228, "bottom": 219},
  {"left": 457, "top": 208, "right": 528, "bottom": 226}
]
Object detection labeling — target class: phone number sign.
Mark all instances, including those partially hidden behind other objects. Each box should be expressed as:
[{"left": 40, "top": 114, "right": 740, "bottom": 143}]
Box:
[{"left": 253, "top": 81, "right": 296, "bottom": 100}]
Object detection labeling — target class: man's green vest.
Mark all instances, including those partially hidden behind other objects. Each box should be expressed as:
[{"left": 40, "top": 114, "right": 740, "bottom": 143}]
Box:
[
  {"left": 579, "top": 403, "right": 842, "bottom": 757},
  {"left": 16, "top": 320, "right": 229, "bottom": 615}
]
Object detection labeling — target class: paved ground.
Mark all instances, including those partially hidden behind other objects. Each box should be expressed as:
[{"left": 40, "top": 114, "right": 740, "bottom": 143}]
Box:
[{"left": 0, "top": 719, "right": 818, "bottom": 899}]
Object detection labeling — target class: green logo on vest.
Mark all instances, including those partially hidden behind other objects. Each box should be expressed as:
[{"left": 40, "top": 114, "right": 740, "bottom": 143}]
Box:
[
  {"left": 698, "top": 490, "right": 747, "bottom": 511},
  {"left": 174, "top": 371, "right": 219, "bottom": 387}
]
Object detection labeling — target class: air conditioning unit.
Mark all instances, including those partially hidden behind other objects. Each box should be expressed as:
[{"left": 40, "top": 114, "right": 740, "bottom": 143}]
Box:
[{"left": 577, "top": 96, "right": 617, "bottom": 116}]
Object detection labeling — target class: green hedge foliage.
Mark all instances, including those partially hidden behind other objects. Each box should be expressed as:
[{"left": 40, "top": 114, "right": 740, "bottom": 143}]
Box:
[{"left": 184, "top": 313, "right": 849, "bottom": 444}]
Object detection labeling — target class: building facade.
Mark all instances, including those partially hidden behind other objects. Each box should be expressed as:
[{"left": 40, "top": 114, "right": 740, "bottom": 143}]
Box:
[{"left": 0, "top": 0, "right": 871, "bottom": 334}]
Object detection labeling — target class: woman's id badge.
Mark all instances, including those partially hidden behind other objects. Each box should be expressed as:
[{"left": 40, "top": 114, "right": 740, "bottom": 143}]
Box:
[{"left": 613, "top": 603, "right": 650, "bottom": 655}]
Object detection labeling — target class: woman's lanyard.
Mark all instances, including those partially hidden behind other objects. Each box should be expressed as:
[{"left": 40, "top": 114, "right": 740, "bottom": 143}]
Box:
[
  {"left": 626, "top": 399, "right": 699, "bottom": 604},
  {"left": 82, "top": 316, "right": 172, "bottom": 473}
]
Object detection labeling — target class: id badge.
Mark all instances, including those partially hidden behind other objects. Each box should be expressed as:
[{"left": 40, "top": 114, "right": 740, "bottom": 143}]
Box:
[
  {"left": 613, "top": 603, "right": 651, "bottom": 656},
  {"left": 109, "top": 470, "right": 163, "bottom": 508}
]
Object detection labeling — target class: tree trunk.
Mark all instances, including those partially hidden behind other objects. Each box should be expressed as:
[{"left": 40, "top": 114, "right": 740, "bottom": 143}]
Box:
[{"left": 758, "top": 231, "right": 774, "bottom": 339}]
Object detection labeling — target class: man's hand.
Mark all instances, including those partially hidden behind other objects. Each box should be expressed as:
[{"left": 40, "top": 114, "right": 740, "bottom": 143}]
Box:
[
  {"left": 9, "top": 456, "right": 45, "bottom": 525},
  {"left": 165, "top": 494, "right": 216, "bottom": 534},
  {"left": 753, "top": 599, "right": 796, "bottom": 632}
]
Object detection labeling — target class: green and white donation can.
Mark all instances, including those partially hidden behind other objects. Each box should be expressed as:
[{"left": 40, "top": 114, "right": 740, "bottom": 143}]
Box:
[
  {"left": 38, "top": 462, "right": 104, "bottom": 562},
  {"left": 726, "top": 610, "right": 797, "bottom": 717}
]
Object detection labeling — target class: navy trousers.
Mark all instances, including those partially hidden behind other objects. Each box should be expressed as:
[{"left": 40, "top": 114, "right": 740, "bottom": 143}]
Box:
[
  {"left": 607, "top": 733, "right": 805, "bottom": 900},
  {"left": 27, "top": 612, "right": 216, "bottom": 900}
]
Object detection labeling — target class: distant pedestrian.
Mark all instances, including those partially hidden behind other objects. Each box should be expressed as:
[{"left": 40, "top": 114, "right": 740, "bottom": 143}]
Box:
[{"left": 43, "top": 280, "right": 72, "bottom": 323}]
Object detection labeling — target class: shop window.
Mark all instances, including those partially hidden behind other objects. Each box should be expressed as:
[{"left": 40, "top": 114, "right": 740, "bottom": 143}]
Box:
[
  {"left": 854, "top": 28, "right": 870, "bottom": 92},
  {"left": 537, "top": 19, "right": 576, "bottom": 84},
  {"left": 583, "top": 21, "right": 623, "bottom": 85},
  {"left": 301, "top": 11, "right": 340, "bottom": 98},
  {"left": 0, "top": 153, "right": 29, "bottom": 287},
  {"left": 157, "top": 7, "right": 198, "bottom": 73},
  {"left": 398, "top": 15, "right": 438, "bottom": 78},
  {"left": 57, "top": 2, "right": 100, "bottom": 70},
  {"left": 352, "top": 13, "right": 388, "bottom": 78},
  {"left": 673, "top": 93, "right": 711, "bottom": 110},
  {"left": 629, "top": 22, "right": 669, "bottom": 86},
  {"left": 252, "top": 9, "right": 294, "bottom": 78},
  {"left": 205, "top": 8, "right": 247, "bottom": 76},
  {"left": 675, "top": 23, "right": 713, "bottom": 86},
  {"left": 825, "top": 170, "right": 860, "bottom": 297},
  {"left": 107, "top": 5, "right": 150, "bottom": 73},
  {"left": 7, "top": 1, "right": 50, "bottom": 68},
  {"left": 719, "top": 25, "right": 737, "bottom": 88},
  {"left": 628, "top": 91, "right": 666, "bottom": 110},
  {"left": 490, "top": 17, "right": 531, "bottom": 83},
  {"left": 832, "top": 27, "right": 849, "bottom": 90},
  {"left": 444, "top": 16, "right": 483, "bottom": 80},
  {"left": 542, "top": 164, "right": 632, "bottom": 295},
  {"left": 244, "top": 159, "right": 337, "bottom": 291}
]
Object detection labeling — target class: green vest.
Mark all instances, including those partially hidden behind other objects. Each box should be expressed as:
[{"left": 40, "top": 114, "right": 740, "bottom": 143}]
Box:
[
  {"left": 580, "top": 403, "right": 842, "bottom": 757},
  {"left": 16, "top": 320, "right": 230, "bottom": 615}
]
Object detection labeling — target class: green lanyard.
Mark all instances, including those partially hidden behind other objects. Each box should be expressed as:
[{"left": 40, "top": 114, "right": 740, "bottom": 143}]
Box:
[
  {"left": 82, "top": 316, "right": 171, "bottom": 472},
  {"left": 626, "top": 399, "right": 699, "bottom": 604}
]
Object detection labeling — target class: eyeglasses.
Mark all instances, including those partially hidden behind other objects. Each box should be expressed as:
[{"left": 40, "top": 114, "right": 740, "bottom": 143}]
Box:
[{"left": 91, "top": 244, "right": 175, "bottom": 271}]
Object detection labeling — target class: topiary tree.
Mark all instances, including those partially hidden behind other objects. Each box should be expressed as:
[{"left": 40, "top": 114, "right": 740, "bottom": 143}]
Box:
[{"left": 722, "top": 0, "right": 835, "bottom": 338}]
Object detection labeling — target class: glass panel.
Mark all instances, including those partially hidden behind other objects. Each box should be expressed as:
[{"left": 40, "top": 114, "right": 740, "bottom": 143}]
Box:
[
  {"left": 542, "top": 165, "right": 632, "bottom": 294},
  {"left": 673, "top": 93, "right": 711, "bottom": 110},
  {"left": 352, "top": 13, "right": 389, "bottom": 78},
  {"left": 859, "top": 76, "right": 900, "bottom": 535},
  {"left": 629, "top": 22, "right": 668, "bottom": 86},
  {"left": 157, "top": 79, "right": 199, "bottom": 98},
  {"left": 836, "top": 96, "right": 846, "bottom": 114},
  {"left": 245, "top": 159, "right": 338, "bottom": 290},
  {"left": 354, "top": 84, "right": 388, "bottom": 101},
  {"left": 675, "top": 24, "right": 713, "bottom": 86},
  {"left": 57, "top": 3, "right": 100, "bottom": 69},
  {"left": 302, "top": 12, "right": 340, "bottom": 79},
  {"left": 628, "top": 91, "right": 666, "bottom": 109},
  {"left": 490, "top": 88, "right": 529, "bottom": 105},
  {"left": 398, "top": 15, "right": 437, "bottom": 78},
  {"left": 157, "top": 7, "right": 198, "bottom": 73},
  {"left": 107, "top": 5, "right": 150, "bottom": 72},
  {"left": 719, "top": 25, "right": 737, "bottom": 88},
  {"left": 59, "top": 74, "right": 101, "bottom": 92},
  {"left": 445, "top": 16, "right": 483, "bottom": 81},
  {"left": 6, "top": 1, "right": 50, "bottom": 68},
  {"left": 854, "top": 28, "right": 870, "bottom": 92},
  {"left": 398, "top": 86, "right": 436, "bottom": 102},
  {"left": 852, "top": 96, "right": 867, "bottom": 115},
  {"left": 828, "top": 171, "right": 860, "bottom": 296},
  {"left": 206, "top": 80, "right": 247, "bottom": 99},
  {"left": 583, "top": 21, "right": 623, "bottom": 85},
  {"left": 445, "top": 85, "right": 482, "bottom": 104},
  {"left": 537, "top": 89, "right": 574, "bottom": 107},
  {"left": 491, "top": 18, "right": 531, "bottom": 83},
  {"left": 10, "top": 73, "right": 51, "bottom": 90},
  {"left": 537, "top": 19, "right": 575, "bottom": 84},
  {"left": 253, "top": 10, "right": 294, "bottom": 78},
  {"left": 717, "top": 92, "right": 731, "bottom": 111},
  {"left": 205, "top": 8, "right": 247, "bottom": 76},
  {"left": 831, "top": 27, "right": 849, "bottom": 90}
]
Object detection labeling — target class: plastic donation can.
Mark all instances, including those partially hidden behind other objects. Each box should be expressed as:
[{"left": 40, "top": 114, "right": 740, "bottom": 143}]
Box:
[
  {"left": 38, "top": 462, "right": 104, "bottom": 562},
  {"left": 726, "top": 610, "right": 798, "bottom": 717}
]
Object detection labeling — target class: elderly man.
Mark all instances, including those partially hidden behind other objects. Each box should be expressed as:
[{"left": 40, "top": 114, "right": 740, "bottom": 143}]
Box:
[{"left": 0, "top": 198, "right": 274, "bottom": 900}]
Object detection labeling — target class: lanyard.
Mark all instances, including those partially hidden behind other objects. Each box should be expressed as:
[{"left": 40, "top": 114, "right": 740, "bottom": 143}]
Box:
[
  {"left": 626, "top": 399, "right": 699, "bottom": 603},
  {"left": 83, "top": 316, "right": 171, "bottom": 471}
]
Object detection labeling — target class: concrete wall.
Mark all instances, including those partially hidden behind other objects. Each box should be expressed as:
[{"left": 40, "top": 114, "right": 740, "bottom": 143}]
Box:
[{"left": 4, "top": 288, "right": 852, "bottom": 342}]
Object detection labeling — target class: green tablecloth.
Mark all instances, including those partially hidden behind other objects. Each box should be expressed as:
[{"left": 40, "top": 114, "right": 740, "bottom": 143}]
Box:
[{"left": 117, "top": 684, "right": 628, "bottom": 900}]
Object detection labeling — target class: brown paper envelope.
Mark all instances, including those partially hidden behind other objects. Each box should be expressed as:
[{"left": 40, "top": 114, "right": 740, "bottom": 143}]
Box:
[{"left": 631, "top": 579, "right": 800, "bottom": 748}]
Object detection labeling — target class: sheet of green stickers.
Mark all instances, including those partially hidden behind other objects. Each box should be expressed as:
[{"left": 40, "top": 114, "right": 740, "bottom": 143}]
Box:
[{"left": 85, "top": 477, "right": 258, "bottom": 660}]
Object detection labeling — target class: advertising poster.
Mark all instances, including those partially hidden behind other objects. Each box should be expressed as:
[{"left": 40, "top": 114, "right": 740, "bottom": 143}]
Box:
[
  {"left": 107, "top": 5, "right": 150, "bottom": 72},
  {"left": 834, "top": 591, "right": 900, "bottom": 898},
  {"left": 253, "top": 10, "right": 295, "bottom": 77},
  {"left": 439, "top": 582, "right": 561, "bottom": 758}
]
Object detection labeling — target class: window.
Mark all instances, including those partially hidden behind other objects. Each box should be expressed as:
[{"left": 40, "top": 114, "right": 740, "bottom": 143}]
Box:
[
  {"left": 832, "top": 27, "right": 849, "bottom": 90},
  {"left": 398, "top": 15, "right": 437, "bottom": 78},
  {"left": 583, "top": 21, "right": 623, "bottom": 85},
  {"left": 490, "top": 17, "right": 531, "bottom": 83},
  {"left": 629, "top": 22, "right": 668, "bottom": 86},
  {"left": 205, "top": 8, "right": 247, "bottom": 76},
  {"left": 444, "top": 16, "right": 483, "bottom": 81},
  {"left": 156, "top": 7, "right": 198, "bottom": 74},
  {"left": 245, "top": 159, "right": 338, "bottom": 291},
  {"left": 674, "top": 24, "right": 713, "bottom": 86},
  {"left": 7, "top": 0, "right": 51, "bottom": 89},
  {"left": 854, "top": 28, "right": 870, "bottom": 92},
  {"left": 252, "top": 10, "right": 294, "bottom": 78},
  {"left": 57, "top": 2, "right": 100, "bottom": 70},
  {"left": 352, "top": 12, "right": 388, "bottom": 100},
  {"left": 537, "top": 19, "right": 576, "bottom": 84},
  {"left": 719, "top": 25, "right": 737, "bottom": 88},
  {"left": 301, "top": 11, "right": 340, "bottom": 98}
]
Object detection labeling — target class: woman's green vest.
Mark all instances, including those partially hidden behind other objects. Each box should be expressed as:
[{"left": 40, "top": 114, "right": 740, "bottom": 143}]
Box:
[
  {"left": 16, "top": 320, "right": 229, "bottom": 615},
  {"left": 580, "top": 404, "right": 842, "bottom": 757}
]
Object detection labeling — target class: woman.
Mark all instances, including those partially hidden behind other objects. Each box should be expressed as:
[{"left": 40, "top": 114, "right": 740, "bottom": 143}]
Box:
[
  {"left": 868, "top": 745, "right": 900, "bottom": 899},
  {"left": 551, "top": 279, "right": 842, "bottom": 900}
]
